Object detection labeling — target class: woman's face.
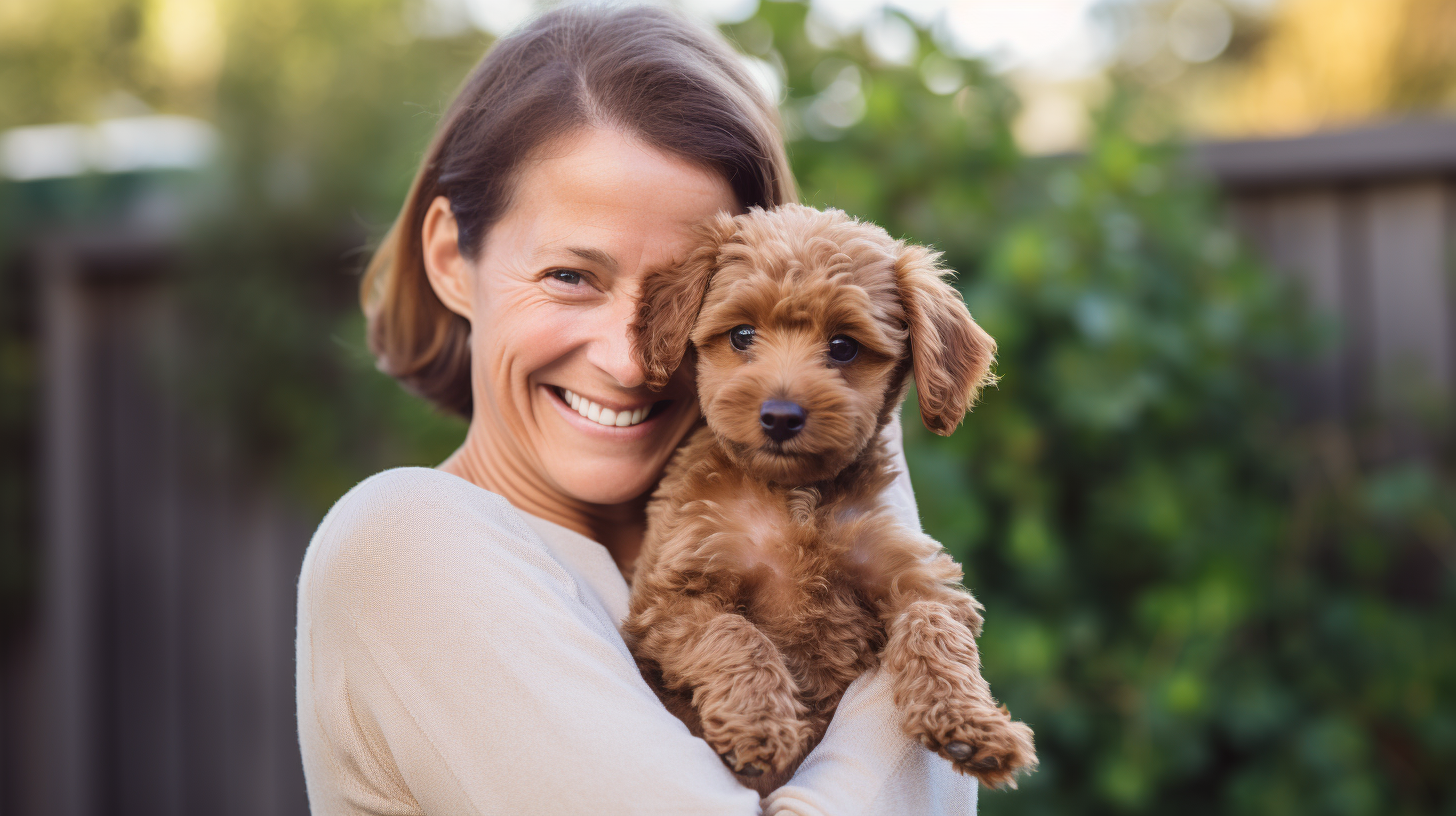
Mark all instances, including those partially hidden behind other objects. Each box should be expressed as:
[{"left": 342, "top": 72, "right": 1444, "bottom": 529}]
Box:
[{"left": 452, "top": 127, "right": 736, "bottom": 506}]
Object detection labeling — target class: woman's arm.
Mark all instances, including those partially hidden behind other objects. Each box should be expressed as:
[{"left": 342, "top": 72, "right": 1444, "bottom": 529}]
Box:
[
  {"left": 879, "top": 409, "right": 924, "bottom": 529},
  {"left": 298, "top": 468, "right": 761, "bottom": 815},
  {"left": 765, "top": 412, "right": 980, "bottom": 815},
  {"left": 766, "top": 668, "right": 979, "bottom": 815}
]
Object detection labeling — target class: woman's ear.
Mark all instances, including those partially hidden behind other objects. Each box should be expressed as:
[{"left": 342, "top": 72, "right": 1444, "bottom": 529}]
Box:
[
  {"left": 631, "top": 211, "right": 738, "bottom": 391},
  {"left": 894, "top": 243, "right": 997, "bottom": 436},
  {"left": 421, "top": 196, "right": 474, "bottom": 320}
]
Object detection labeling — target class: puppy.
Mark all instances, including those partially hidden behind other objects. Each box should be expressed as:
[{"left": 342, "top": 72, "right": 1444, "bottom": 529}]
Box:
[{"left": 623, "top": 205, "right": 1036, "bottom": 795}]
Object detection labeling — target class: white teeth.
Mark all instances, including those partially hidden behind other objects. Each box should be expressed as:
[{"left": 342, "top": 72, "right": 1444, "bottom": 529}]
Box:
[{"left": 559, "top": 389, "right": 653, "bottom": 429}]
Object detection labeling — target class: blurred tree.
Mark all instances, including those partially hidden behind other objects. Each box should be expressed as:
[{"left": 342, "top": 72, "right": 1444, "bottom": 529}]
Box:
[
  {"left": 172, "top": 0, "right": 483, "bottom": 509},
  {"left": 1102, "top": 0, "right": 1456, "bottom": 138},
  {"left": 0, "top": 0, "right": 477, "bottom": 606}
]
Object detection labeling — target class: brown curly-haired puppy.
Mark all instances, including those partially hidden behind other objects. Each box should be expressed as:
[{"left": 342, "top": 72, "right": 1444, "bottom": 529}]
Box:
[{"left": 623, "top": 204, "right": 1036, "bottom": 796}]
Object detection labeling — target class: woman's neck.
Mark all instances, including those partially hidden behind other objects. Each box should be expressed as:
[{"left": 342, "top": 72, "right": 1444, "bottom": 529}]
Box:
[{"left": 438, "top": 429, "right": 645, "bottom": 575}]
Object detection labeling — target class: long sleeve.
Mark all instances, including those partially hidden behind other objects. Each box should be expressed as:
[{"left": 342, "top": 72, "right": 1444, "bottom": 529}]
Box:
[
  {"left": 297, "top": 468, "right": 761, "bottom": 815},
  {"left": 879, "top": 408, "right": 923, "bottom": 531}
]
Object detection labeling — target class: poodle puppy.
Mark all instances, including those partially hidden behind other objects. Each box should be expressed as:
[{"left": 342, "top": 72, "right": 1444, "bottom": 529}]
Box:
[{"left": 623, "top": 204, "right": 1036, "bottom": 796}]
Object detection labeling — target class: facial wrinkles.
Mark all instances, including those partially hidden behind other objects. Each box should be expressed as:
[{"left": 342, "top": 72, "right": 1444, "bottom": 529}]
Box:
[
  {"left": 466, "top": 262, "right": 681, "bottom": 532},
  {"left": 466, "top": 233, "right": 585, "bottom": 512},
  {"left": 498, "top": 267, "right": 651, "bottom": 466},
  {"left": 442, "top": 127, "right": 738, "bottom": 560}
]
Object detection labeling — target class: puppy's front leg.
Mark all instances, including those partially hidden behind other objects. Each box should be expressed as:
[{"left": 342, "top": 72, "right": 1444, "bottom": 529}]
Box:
[
  {"left": 624, "top": 591, "right": 812, "bottom": 777},
  {"left": 862, "top": 530, "right": 1037, "bottom": 788}
]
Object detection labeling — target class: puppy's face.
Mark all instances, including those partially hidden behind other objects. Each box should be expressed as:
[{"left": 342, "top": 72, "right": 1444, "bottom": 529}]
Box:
[
  {"left": 632, "top": 205, "right": 997, "bottom": 486},
  {"left": 688, "top": 212, "right": 907, "bottom": 483}
]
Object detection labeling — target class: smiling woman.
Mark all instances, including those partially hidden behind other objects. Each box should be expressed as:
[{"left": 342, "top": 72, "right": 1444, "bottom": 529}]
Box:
[
  {"left": 296, "top": 5, "right": 978, "bottom": 815},
  {"left": 418, "top": 127, "right": 735, "bottom": 567}
]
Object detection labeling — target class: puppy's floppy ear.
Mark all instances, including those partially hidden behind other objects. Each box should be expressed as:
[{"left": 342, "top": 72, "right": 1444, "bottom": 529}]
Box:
[
  {"left": 631, "top": 211, "right": 738, "bottom": 391},
  {"left": 894, "top": 243, "right": 997, "bottom": 435}
]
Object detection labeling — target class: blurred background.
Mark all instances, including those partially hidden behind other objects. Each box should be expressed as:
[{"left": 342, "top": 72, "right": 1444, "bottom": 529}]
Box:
[{"left": 2, "top": 0, "right": 1454, "bottom": 813}]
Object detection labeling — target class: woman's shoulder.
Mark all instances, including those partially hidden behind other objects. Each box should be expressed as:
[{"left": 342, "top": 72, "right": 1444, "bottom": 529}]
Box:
[
  {"left": 300, "top": 467, "right": 566, "bottom": 609},
  {"left": 313, "top": 465, "right": 538, "bottom": 547},
  {"left": 320, "top": 466, "right": 528, "bottom": 533}
]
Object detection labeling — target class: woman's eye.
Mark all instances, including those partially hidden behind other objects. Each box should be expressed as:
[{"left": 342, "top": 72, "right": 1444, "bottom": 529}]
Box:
[
  {"left": 549, "top": 270, "right": 583, "bottom": 285},
  {"left": 827, "top": 335, "right": 859, "bottom": 363},
  {"left": 729, "top": 325, "right": 756, "bottom": 351}
]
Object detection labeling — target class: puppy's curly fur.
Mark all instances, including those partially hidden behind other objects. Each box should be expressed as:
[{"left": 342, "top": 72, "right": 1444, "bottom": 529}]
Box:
[{"left": 624, "top": 205, "right": 1036, "bottom": 796}]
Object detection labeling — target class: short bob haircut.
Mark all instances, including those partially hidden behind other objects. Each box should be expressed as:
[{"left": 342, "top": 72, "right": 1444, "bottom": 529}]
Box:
[{"left": 362, "top": 5, "right": 798, "bottom": 418}]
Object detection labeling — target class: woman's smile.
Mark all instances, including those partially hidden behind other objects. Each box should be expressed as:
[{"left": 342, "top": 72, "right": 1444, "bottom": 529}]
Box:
[{"left": 547, "top": 385, "right": 673, "bottom": 431}]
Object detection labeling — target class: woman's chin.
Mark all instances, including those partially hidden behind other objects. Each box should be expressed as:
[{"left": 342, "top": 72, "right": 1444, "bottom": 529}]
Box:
[
  {"left": 548, "top": 461, "right": 657, "bottom": 506},
  {"left": 534, "top": 383, "right": 697, "bottom": 506}
]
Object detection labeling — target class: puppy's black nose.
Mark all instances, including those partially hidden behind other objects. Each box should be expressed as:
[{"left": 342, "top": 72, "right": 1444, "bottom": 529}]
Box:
[{"left": 760, "top": 400, "right": 806, "bottom": 442}]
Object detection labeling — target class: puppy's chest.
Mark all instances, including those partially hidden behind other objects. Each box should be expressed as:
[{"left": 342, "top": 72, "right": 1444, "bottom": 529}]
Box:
[{"left": 698, "top": 486, "right": 879, "bottom": 614}]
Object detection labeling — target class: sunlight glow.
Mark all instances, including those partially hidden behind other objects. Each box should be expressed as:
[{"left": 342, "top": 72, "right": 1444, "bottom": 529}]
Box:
[{"left": 0, "top": 117, "right": 218, "bottom": 181}]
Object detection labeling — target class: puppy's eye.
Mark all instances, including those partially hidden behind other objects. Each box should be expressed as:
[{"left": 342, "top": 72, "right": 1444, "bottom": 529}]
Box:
[
  {"left": 729, "top": 325, "right": 756, "bottom": 351},
  {"left": 827, "top": 335, "right": 859, "bottom": 363}
]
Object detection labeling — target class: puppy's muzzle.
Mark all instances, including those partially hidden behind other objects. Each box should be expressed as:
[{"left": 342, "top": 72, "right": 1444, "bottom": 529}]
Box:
[{"left": 760, "top": 400, "right": 806, "bottom": 442}]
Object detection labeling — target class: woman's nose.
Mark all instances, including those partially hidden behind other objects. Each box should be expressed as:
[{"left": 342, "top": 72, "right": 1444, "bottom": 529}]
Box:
[{"left": 586, "top": 297, "right": 648, "bottom": 389}]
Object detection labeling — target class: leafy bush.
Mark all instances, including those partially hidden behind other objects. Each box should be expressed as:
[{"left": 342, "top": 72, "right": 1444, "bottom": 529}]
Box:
[{"left": 745, "top": 7, "right": 1456, "bottom": 815}]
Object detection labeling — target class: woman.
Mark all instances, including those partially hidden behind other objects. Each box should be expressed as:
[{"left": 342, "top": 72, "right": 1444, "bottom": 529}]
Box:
[{"left": 296, "top": 6, "right": 978, "bottom": 814}]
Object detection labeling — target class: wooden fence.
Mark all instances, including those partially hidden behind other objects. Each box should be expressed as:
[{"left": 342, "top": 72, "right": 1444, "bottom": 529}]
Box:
[
  {"left": 1198, "top": 118, "right": 1456, "bottom": 431},
  {"left": 0, "top": 227, "right": 310, "bottom": 815}
]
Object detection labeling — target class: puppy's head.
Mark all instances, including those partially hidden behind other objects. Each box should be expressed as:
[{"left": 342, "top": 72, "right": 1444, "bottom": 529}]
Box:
[{"left": 631, "top": 205, "right": 995, "bottom": 484}]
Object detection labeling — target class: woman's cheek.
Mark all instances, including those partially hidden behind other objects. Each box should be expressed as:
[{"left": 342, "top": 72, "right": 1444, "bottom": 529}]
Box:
[{"left": 480, "top": 297, "right": 583, "bottom": 382}]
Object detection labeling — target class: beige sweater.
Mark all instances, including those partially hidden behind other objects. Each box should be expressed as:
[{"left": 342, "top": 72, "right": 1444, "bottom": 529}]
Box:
[{"left": 296, "top": 426, "right": 978, "bottom": 815}]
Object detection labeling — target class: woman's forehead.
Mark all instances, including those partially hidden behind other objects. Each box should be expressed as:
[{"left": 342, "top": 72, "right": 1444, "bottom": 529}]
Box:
[
  {"left": 515, "top": 128, "right": 739, "bottom": 230},
  {"left": 499, "top": 127, "right": 737, "bottom": 255}
]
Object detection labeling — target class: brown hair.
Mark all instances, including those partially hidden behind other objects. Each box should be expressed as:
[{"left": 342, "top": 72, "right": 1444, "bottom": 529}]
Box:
[{"left": 362, "top": 5, "right": 798, "bottom": 417}]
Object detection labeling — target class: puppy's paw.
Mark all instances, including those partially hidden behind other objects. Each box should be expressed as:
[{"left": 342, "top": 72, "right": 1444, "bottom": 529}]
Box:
[
  {"left": 704, "top": 705, "right": 814, "bottom": 776},
  {"left": 698, "top": 678, "right": 813, "bottom": 776},
  {"left": 904, "top": 702, "right": 1037, "bottom": 788}
]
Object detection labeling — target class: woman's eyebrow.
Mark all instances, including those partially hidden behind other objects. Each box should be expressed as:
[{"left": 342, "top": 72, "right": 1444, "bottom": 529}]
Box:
[{"left": 566, "top": 246, "right": 619, "bottom": 273}]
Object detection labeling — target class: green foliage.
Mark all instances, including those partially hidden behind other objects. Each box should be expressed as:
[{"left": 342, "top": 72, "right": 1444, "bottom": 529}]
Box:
[
  {"left": 0, "top": 0, "right": 476, "bottom": 517},
  {"left": 742, "top": 7, "right": 1456, "bottom": 814},
  {"left": 168, "top": 0, "right": 480, "bottom": 510}
]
